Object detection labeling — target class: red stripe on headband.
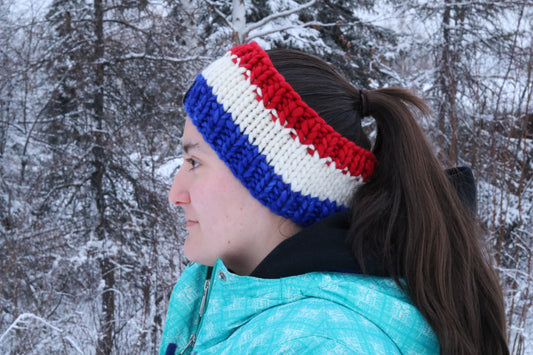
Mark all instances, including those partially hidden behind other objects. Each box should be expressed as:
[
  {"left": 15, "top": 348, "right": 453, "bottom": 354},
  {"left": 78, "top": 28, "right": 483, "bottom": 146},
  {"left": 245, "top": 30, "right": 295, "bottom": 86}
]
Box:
[{"left": 230, "top": 42, "right": 376, "bottom": 181}]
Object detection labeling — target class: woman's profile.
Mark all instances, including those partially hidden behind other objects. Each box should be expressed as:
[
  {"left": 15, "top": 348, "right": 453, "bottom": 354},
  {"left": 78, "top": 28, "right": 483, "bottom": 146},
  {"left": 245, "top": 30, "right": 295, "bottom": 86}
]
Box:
[{"left": 161, "top": 42, "right": 508, "bottom": 354}]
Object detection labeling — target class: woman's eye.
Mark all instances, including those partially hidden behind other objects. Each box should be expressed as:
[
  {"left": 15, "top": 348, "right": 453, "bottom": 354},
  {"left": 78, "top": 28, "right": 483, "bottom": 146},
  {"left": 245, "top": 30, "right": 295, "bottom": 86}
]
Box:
[{"left": 186, "top": 158, "right": 200, "bottom": 170}]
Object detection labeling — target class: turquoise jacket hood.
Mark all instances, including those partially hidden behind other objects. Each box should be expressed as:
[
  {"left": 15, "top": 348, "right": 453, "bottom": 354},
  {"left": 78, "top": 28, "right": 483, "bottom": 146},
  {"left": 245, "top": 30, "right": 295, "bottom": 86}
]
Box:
[{"left": 160, "top": 259, "right": 439, "bottom": 354}]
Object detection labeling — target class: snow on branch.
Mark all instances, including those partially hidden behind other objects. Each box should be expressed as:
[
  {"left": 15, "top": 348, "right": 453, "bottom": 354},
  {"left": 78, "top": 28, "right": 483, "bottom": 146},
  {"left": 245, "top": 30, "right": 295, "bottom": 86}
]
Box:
[
  {"left": 238, "top": 0, "right": 321, "bottom": 43},
  {"left": 207, "top": 0, "right": 320, "bottom": 44},
  {"left": 65, "top": 337, "right": 85, "bottom": 355},
  {"left": 244, "top": 0, "right": 317, "bottom": 36},
  {"left": 0, "top": 313, "right": 62, "bottom": 344},
  {"left": 205, "top": 0, "right": 234, "bottom": 30},
  {"left": 248, "top": 21, "right": 349, "bottom": 42},
  {"left": 110, "top": 53, "right": 212, "bottom": 64}
]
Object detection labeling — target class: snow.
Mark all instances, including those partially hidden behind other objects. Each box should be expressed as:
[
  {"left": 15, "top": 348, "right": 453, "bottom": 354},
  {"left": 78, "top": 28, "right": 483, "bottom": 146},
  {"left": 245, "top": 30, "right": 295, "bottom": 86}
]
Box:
[{"left": 1, "top": 0, "right": 531, "bottom": 353}]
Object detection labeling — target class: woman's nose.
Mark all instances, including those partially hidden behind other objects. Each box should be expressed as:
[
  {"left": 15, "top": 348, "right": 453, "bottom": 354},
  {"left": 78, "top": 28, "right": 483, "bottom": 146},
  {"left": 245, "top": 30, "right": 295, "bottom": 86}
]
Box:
[{"left": 168, "top": 168, "right": 190, "bottom": 205}]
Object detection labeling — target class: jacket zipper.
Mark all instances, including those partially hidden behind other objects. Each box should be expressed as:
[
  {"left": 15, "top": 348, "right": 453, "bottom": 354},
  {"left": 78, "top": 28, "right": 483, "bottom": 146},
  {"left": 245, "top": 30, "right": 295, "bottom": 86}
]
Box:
[
  {"left": 179, "top": 267, "right": 212, "bottom": 355},
  {"left": 179, "top": 334, "right": 196, "bottom": 355}
]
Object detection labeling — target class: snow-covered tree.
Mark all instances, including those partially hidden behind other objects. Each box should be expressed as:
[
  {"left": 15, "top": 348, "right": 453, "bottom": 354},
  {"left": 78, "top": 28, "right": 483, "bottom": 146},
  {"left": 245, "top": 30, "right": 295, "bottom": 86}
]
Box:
[{"left": 1, "top": 0, "right": 531, "bottom": 353}]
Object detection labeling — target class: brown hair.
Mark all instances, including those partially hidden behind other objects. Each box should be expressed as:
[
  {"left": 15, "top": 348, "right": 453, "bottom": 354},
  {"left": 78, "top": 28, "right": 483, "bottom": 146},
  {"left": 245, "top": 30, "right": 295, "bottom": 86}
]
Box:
[{"left": 267, "top": 48, "right": 508, "bottom": 354}]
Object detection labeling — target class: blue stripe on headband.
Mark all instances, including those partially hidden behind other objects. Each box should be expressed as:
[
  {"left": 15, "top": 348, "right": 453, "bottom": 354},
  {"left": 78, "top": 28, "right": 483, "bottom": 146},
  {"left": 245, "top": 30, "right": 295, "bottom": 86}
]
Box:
[{"left": 184, "top": 74, "right": 344, "bottom": 226}]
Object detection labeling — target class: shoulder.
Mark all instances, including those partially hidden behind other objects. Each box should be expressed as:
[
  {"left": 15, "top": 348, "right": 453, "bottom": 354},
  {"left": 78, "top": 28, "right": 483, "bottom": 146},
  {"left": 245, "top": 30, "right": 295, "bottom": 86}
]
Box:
[
  {"left": 215, "top": 282, "right": 403, "bottom": 354},
  {"left": 217, "top": 271, "right": 436, "bottom": 354},
  {"left": 221, "top": 334, "right": 396, "bottom": 354}
]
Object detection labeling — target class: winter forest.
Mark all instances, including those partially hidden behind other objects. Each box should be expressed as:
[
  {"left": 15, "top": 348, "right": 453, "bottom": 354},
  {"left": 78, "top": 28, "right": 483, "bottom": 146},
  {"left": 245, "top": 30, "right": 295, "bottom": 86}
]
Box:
[{"left": 0, "top": 0, "right": 531, "bottom": 353}]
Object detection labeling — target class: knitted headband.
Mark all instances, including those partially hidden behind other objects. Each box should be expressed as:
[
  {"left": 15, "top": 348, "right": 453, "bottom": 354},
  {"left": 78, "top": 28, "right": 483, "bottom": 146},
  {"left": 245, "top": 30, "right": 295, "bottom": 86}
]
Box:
[{"left": 183, "top": 42, "right": 376, "bottom": 226}]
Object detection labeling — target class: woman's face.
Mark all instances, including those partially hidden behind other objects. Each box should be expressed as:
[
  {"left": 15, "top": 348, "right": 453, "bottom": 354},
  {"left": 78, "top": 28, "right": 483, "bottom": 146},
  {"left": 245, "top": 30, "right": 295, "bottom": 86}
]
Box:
[{"left": 169, "top": 118, "right": 299, "bottom": 275}]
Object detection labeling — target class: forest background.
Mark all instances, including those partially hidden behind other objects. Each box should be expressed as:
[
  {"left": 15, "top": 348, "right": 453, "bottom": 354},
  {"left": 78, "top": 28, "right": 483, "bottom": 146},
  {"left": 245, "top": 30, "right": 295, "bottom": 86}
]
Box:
[{"left": 0, "top": 0, "right": 531, "bottom": 354}]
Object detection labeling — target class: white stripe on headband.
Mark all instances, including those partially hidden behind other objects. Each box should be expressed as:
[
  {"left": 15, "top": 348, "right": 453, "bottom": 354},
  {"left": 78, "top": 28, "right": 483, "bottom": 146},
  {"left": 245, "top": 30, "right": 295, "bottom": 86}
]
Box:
[{"left": 202, "top": 53, "right": 363, "bottom": 206}]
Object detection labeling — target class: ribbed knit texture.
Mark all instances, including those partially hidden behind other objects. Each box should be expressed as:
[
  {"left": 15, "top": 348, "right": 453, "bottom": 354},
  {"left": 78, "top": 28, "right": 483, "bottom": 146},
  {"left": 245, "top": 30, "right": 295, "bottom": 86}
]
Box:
[{"left": 184, "top": 42, "right": 376, "bottom": 226}]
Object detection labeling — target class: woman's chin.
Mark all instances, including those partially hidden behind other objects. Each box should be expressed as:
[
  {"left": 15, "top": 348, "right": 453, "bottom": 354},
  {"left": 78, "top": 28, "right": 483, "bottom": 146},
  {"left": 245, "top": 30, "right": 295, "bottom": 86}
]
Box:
[
  {"left": 183, "top": 239, "right": 215, "bottom": 266},
  {"left": 182, "top": 237, "right": 197, "bottom": 261}
]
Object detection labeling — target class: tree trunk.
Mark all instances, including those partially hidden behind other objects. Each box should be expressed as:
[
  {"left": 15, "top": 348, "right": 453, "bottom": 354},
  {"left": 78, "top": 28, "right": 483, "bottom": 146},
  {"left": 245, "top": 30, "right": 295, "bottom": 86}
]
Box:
[
  {"left": 439, "top": 0, "right": 458, "bottom": 166},
  {"left": 232, "top": 0, "right": 246, "bottom": 44},
  {"left": 93, "top": 0, "right": 115, "bottom": 354}
]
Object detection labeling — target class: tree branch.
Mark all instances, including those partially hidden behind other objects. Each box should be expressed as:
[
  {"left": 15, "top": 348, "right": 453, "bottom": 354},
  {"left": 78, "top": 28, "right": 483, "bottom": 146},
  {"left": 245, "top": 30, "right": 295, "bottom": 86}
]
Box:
[
  {"left": 248, "top": 21, "right": 350, "bottom": 41},
  {"left": 244, "top": 0, "right": 317, "bottom": 36},
  {"left": 0, "top": 313, "right": 62, "bottom": 344},
  {"left": 110, "top": 53, "right": 212, "bottom": 64},
  {"left": 205, "top": 0, "right": 234, "bottom": 30}
]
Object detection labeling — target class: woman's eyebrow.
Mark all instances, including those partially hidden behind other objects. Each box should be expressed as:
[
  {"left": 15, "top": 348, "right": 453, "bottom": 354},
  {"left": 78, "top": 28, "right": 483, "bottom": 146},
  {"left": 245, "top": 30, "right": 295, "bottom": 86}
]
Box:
[{"left": 182, "top": 142, "right": 200, "bottom": 154}]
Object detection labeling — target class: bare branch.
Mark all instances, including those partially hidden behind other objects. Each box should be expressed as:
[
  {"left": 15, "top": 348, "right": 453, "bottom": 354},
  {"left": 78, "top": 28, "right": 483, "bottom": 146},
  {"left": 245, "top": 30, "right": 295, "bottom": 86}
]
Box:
[
  {"left": 103, "top": 19, "right": 150, "bottom": 35},
  {"left": 0, "top": 313, "right": 62, "bottom": 344},
  {"left": 65, "top": 337, "right": 84, "bottom": 355},
  {"left": 205, "top": 0, "right": 234, "bottom": 30},
  {"left": 110, "top": 53, "right": 212, "bottom": 64}
]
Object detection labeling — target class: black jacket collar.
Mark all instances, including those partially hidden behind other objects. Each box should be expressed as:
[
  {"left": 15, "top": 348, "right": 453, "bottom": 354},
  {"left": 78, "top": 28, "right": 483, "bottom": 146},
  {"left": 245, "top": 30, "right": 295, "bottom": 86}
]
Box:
[
  {"left": 250, "top": 167, "right": 477, "bottom": 279},
  {"left": 250, "top": 211, "right": 365, "bottom": 278}
]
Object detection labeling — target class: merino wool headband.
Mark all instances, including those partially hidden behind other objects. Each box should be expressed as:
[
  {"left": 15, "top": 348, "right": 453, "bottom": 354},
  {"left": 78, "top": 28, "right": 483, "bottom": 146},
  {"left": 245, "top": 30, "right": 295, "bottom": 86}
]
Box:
[{"left": 183, "top": 42, "right": 376, "bottom": 226}]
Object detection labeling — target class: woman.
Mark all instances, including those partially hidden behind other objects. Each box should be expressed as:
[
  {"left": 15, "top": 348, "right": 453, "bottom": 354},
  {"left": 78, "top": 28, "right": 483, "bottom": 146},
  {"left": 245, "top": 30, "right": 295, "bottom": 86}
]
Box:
[{"left": 161, "top": 42, "right": 508, "bottom": 354}]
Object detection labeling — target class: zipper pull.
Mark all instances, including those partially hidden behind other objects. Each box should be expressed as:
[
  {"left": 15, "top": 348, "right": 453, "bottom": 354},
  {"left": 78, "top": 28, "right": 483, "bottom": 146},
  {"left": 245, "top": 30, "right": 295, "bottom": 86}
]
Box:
[
  {"left": 180, "top": 267, "right": 212, "bottom": 355},
  {"left": 179, "top": 334, "right": 196, "bottom": 355},
  {"left": 199, "top": 279, "right": 210, "bottom": 317}
]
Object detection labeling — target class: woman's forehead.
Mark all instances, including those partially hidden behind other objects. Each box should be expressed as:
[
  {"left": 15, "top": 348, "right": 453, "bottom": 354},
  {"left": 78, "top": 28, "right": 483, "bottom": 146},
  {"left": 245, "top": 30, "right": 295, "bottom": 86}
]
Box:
[{"left": 182, "top": 118, "right": 210, "bottom": 155}]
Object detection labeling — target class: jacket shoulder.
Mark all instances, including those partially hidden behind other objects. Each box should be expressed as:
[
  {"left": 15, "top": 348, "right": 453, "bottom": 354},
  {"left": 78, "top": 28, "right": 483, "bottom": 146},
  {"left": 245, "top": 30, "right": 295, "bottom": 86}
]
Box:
[{"left": 207, "top": 296, "right": 402, "bottom": 354}]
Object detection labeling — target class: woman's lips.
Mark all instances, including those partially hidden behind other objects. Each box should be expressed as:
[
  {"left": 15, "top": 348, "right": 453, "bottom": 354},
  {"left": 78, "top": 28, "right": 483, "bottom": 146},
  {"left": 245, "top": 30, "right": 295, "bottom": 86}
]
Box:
[{"left": 186, "top": 220, "right": 198, "bottom": 228}]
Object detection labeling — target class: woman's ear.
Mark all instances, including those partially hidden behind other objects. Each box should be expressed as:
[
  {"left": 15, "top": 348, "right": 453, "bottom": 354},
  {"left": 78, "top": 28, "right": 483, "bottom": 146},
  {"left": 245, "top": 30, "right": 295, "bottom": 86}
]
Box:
[{"left": 278, "top": 217, "right": 302, "bottom": 239}]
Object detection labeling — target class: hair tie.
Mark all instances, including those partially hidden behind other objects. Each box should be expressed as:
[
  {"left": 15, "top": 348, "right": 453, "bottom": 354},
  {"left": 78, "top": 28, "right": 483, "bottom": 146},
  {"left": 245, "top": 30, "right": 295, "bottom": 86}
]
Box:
[{"left": 359, "top": 89, "right": 369, "bottom": 117}]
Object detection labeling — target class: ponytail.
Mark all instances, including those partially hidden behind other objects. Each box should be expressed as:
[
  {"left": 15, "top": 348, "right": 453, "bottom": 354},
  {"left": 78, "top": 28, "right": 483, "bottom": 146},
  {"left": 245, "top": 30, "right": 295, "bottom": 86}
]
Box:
[
  {"left": 350, "top": 88, "right": 508, "bottom": 354},
  {"left": 267, "top": 49, "right": 508, "bottom": 354}
]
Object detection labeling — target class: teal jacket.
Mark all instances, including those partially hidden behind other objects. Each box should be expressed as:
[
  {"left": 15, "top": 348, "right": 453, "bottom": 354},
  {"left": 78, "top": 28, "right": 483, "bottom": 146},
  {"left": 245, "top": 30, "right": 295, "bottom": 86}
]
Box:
[
  {"left": 159, "top": 259, "right": 439, "bottom": 354},
  {"left": 159, "top": 168, "right": 477, "bottom": 354}
]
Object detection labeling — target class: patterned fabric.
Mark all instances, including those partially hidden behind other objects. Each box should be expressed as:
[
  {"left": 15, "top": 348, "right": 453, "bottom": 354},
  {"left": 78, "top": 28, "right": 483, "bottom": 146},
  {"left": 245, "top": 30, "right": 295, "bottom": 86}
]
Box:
[
  {"left": 183, "top": 42, "right": 376, "bottom": 226},
  {"left": 160, "top": 260, "right": 440, "bottom": 354}
]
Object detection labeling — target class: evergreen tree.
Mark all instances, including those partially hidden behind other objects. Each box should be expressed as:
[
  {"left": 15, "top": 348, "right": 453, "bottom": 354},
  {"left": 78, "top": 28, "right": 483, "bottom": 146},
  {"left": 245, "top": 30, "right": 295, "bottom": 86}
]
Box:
[{"left": 2, "top": 0, "right": 190, "bottom": 352}]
